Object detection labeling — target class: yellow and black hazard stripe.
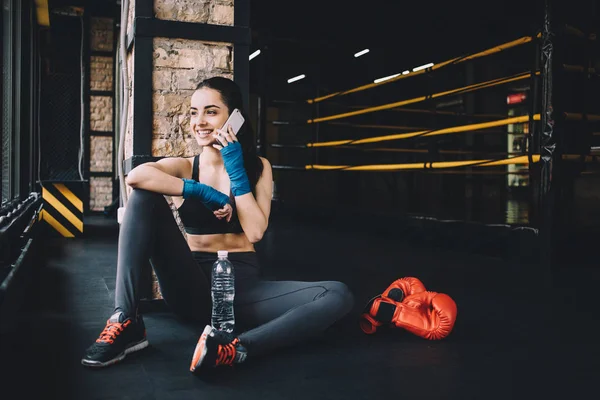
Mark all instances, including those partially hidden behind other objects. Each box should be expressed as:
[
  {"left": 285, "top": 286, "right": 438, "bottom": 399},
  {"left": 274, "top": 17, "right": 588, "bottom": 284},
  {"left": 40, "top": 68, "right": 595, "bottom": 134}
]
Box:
[{"left": 40, "top": 183, "right": 84, "bottom": 237}]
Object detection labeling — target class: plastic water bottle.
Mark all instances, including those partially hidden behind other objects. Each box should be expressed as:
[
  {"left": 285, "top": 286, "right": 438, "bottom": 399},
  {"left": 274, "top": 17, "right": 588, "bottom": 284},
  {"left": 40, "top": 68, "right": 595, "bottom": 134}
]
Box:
[{"left": 211, "top": 250, "right": 235, "bottom": 333}]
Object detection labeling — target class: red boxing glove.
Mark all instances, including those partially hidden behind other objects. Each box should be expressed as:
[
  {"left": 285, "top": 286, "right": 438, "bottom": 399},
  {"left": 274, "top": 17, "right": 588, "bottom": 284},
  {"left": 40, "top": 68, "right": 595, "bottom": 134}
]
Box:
[
  {"left": 359, "top": 277, "right": 427, "bottom": 334},
  {"left": 382, "top": 277, "right": 426, "bottom": 302},
  {"left": 392, "top": 291, "right": 457, "bottom": 340}
]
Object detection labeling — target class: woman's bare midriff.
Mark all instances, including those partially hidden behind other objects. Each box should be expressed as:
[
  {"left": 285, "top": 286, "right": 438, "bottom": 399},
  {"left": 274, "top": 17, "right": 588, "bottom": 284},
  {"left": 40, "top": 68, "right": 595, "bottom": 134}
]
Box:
[
  {"left": 171, "top": 174, "right": 254, "bottom": 253},
  {"left": 186, "top": 232, "right": 255, "bottom": 253}
]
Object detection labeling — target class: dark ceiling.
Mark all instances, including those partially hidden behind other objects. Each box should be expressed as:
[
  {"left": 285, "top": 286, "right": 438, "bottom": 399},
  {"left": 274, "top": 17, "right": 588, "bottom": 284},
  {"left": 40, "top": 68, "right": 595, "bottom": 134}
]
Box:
[
  {"left": 249, "top": 0, "right": 544, "bottom": 98},
  {"left": 46, "top": 1, "right": 586, "bottom": 100}
]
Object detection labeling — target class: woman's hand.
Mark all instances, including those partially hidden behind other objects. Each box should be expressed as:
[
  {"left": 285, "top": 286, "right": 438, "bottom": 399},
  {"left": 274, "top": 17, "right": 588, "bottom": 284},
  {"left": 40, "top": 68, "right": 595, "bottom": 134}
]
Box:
[
  {"left": 213, "top": 203, "right": 233, "bottom": 222},
  {"left": 212, "top": 123, "right": 238, "bottom": 150},
  {"left": 181, "top": 179, "right": 229, "bottom": 210},
  {"left": 212, "top": 124, "right": 251, "bottom": 197}
]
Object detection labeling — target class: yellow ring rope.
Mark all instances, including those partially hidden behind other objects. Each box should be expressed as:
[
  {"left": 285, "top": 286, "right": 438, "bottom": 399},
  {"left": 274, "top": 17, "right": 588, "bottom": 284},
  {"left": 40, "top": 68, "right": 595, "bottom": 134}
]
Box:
[
  {"left": 307, "top": 71, "right": 537, "bottom": 124},
  {"left": 307, "top": 115, "right": 540, "bottom": 147},
  {"left": 304, "top": 155, "right": 540, "bottom": 171},
  {"left": 307, "top": 36, "right": 535, "bottom": 104}
]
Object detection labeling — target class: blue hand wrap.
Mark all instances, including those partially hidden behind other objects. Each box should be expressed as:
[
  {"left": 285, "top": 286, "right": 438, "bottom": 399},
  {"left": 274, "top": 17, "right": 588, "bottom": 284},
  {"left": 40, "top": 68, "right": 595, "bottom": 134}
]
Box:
[
  {"left": 181, "top": 178, "right": 229, "bottom": 210},
  {"left": 220, "top": 142, "right": 251, "bottom": 196}
]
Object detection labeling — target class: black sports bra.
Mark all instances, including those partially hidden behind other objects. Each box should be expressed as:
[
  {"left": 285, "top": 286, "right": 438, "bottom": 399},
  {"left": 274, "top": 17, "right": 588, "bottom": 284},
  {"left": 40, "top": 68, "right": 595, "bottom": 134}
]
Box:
[{"left": 176, "top": 155, "right": 244, "bottom": 235}]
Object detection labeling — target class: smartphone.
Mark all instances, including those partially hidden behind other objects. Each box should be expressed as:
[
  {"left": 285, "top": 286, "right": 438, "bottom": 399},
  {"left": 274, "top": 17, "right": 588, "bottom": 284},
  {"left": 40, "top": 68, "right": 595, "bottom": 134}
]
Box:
[{"left": 221, "top": 108, "right": 245, "bottom": 136}]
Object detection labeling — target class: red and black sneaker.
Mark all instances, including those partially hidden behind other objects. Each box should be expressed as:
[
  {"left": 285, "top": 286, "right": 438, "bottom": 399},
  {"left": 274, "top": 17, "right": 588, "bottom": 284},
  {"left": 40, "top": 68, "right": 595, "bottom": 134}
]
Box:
[
  {"left": 189, "top": 325, "right": 247, "bottom": 374},
  {"left": 81, "top": 311, "right": 148, "bottom": 368}
]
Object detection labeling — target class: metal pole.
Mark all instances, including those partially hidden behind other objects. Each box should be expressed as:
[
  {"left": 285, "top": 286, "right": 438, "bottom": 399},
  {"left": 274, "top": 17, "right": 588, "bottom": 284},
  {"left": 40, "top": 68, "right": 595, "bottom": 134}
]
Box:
[
  {"left": 539, "top": 0, "right": 557, "bottom": 265},
  {"left": 528, "top": 33, "right": 541, "bottom": 228}
]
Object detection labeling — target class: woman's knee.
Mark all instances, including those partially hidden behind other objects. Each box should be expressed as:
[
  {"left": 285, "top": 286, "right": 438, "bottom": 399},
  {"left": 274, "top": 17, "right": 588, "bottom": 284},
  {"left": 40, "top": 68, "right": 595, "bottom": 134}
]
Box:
[
  {"left": 323, "top": 281, "right": 355, "bottom": 316},
  {"left": 128, "top": 188, "right": 166, "bottom": 205},
  {"left": 125, "top": 189, "right": 171, "bottom": 214},
  {"left": 121, "top": 189, "right": 173, "bottom": 227}
]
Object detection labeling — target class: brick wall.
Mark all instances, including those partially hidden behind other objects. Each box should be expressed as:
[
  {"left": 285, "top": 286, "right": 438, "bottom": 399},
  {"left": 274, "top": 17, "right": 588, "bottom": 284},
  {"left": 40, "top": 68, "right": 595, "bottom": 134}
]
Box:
[
  {"left": 90, "top": 96, "right": 113, "bottom": 132},
  {"left": 123, "top": 1, "right": 234, "bottom": 160},
  {"left": 90, "top": 56, "right": 114, "bottom": 92},
  {"left": 89, "top": 17, "right": 115, "bottom": 210},
  {"left": 90, "top": 136, "right": 113, "bottom": 172},
  {"left": 90, "top": 17, "right": 114, "bottom": 52},
  {"left": 154, "top": 0, "right": 234, "bottom": 25},
  {"left": 89, "top": 177, "right": 113, "bottom": 211}
]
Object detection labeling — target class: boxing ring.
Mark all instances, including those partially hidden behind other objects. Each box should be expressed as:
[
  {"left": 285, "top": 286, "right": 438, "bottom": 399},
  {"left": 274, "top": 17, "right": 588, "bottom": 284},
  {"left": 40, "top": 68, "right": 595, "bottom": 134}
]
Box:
[{"left": 265, "top": 1, "right": 599, "bottom": 260}]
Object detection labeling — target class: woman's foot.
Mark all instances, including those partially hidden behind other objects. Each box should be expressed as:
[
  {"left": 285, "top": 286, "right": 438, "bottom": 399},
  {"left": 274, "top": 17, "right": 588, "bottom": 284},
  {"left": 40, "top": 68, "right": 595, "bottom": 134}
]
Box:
[
  {"left": 190, "top": 325, "right": 247, "bottom": 374},
  {"left": 81, "top": 311, "right": 148, "bottom": 368}
]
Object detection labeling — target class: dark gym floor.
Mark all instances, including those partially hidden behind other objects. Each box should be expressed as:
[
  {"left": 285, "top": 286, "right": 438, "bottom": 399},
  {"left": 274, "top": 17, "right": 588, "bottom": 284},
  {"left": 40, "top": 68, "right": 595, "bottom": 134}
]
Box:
[{"left": 0, "top": 209, "right": 598, "bottom": 400}]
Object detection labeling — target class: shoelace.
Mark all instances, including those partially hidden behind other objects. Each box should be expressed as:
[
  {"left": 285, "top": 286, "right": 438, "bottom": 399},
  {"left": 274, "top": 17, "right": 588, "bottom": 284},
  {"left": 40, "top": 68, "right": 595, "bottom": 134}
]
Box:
[
  {"left": 96, "top": 320, "right": 131, "bottom": 344},
  {"left": 215, "top": 338, "right": 239, "bottom": 366}
]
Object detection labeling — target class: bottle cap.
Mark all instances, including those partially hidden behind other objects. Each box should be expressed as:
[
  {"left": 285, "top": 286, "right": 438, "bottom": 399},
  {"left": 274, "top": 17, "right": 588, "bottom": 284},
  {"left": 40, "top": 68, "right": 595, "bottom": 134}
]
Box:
[{"left": 217, "top": 250, "right": 228, "bottom": 258}]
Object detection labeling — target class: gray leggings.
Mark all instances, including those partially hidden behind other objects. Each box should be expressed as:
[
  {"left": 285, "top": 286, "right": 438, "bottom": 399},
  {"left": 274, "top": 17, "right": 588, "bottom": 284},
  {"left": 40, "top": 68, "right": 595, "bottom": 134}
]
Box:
[{"left": 115, "top": 189, "right": 354, "bottom": 356}]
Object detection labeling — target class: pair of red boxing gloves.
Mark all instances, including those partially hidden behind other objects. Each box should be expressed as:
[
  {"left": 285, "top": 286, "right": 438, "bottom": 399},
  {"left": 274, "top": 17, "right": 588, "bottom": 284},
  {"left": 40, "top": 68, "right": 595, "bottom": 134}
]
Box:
[{"left": 360, "top": 277, "right": 458, "bottom": 340}]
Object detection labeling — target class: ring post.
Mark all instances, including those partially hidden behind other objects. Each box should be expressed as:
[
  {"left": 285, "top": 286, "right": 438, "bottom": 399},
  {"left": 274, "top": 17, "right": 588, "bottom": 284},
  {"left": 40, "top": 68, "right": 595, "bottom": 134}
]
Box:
[{"left": 539, "top": 0, "right": 558, "bottom": 266}]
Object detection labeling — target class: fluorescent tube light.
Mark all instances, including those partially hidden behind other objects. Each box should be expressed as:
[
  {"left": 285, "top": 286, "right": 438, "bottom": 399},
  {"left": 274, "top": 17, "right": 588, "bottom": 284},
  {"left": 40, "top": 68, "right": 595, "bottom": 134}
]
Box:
[
  {"left": 288, "top": 74, "right": 306, "bottom": 83},
  {"left": 354, "top": 49, "right": 370, "bottom": 58},
  {"left": 412, "top": 63, "right": 434, "bottom": 72},
  {"left": 249, "top": 49, "right": 261, "bottom": 60},
  {"left": 374, "top": 73, "right": 400, "bottom": 84}
]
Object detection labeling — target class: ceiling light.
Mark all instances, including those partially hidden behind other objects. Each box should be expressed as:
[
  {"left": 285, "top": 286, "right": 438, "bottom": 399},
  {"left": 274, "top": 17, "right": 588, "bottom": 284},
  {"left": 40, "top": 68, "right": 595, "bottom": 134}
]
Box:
[
  {"left": 354, "top": 49, "right": 370, "bottom": 58},
  {"left": 374, "top": 73, "right": 400, "bottom": 84},
  {"left": 249, "top": 49, "right": 261, "bottom": 61},
  {"left": 412, "top": 63, "right": 434, "bottom": 72},
  {"left": 288, "top": 74, "right": 306, "bottom": 83}
]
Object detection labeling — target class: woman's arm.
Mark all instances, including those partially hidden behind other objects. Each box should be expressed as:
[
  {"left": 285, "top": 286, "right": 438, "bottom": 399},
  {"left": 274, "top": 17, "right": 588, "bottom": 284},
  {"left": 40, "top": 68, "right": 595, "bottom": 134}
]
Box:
[
  {"left": 125, "top": 157, "right": 190, "bottom": 196},
  {"left": 235, "top": 157, "right": 273, "bottom": 243}
]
